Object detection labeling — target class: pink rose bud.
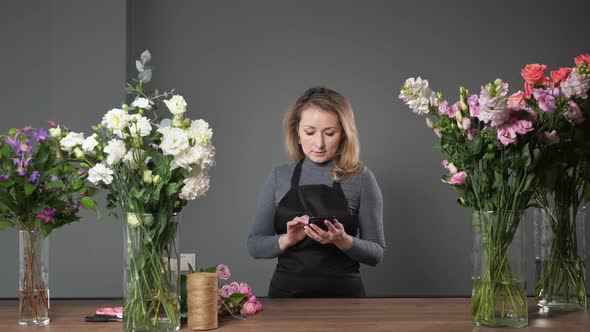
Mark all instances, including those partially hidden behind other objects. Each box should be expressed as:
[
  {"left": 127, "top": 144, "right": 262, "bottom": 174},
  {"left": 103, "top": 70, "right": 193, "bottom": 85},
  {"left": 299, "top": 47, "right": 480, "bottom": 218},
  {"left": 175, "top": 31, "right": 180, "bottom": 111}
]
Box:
[
  {"left": 241, "top": 302, "right": 257, "bottom": 316},
  {"left": 507, "top": 91, "right": 526, "bottom": 107},
  {"left": 239, "top": 283, "right": 252, "bottom": 297},
  {"left": 255, "top": 301, "right": 262, "bottom": 312},
  {"left": 443, "top": 171, "right": 467, "bottom": 185},
  {"left": 216, "top": 264, "right": 231, "bottom": 280},
  {"left": 247, "top": 295, "right": 257, "bottom": 303}
]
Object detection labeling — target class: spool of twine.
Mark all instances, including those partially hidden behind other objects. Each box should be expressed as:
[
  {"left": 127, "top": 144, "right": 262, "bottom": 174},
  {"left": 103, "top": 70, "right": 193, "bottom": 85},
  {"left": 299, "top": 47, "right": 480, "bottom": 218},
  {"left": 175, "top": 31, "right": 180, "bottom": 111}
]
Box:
[{"left": 187, "top": 272, "right": 219, "bottom": 330}]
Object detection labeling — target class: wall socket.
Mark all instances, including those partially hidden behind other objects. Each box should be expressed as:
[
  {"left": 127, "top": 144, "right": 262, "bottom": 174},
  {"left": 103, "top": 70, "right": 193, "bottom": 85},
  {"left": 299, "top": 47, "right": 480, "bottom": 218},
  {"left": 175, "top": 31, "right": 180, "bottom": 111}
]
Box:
[{"left": 180, "top": 253, "right": 196, "bottom": 272}]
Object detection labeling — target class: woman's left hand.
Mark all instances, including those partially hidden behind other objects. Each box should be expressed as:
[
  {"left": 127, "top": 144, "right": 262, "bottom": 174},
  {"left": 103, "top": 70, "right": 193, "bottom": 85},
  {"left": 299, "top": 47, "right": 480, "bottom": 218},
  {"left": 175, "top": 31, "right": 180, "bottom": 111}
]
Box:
[{"left": 304, "top": 219, "right": 353, "bottom": 251}]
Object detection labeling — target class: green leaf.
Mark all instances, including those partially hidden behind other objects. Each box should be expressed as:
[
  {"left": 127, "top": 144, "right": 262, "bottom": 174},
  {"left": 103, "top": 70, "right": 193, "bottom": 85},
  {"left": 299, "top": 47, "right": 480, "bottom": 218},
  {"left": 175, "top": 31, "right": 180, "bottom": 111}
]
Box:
[
  {"left": 71, "top": 179, "right": 84, "bottom": 191},
  {"left": 0, "top": 220, "right": 11, "bottom": 231},
  {"left": 79, "top": 197, "right": 96, "bottom": 211},
  {"left": 202, "top": 266, "right": 217, "bottom": 273},
  {"left": 166, "top": 183, "right": 178, "bottom": 196},
  {"left": 138, "top": 68, "right": 152, "bottom": 83},
  {"left": 24, "top": 183, "right": 37, "bottom": 197},
  {"left": 135, "top": 60, "right": 144, "bottom": 72},
  {"left": 46, "top": 181, "right": 64, "bottom": 189},
  {"left": 229, "top": 293, "right": 246, "bottom": 306},
  {"left": 522, "top": 173, "right": 535, "bottom": 192},
  {"left": 521, "top": 143, "right": 531, "bottom": 168}
]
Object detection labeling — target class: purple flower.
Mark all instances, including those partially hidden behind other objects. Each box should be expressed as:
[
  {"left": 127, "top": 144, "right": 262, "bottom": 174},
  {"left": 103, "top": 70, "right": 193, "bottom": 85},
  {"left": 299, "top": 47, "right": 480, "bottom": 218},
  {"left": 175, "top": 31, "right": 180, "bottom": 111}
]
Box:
[
  {"left": 564, "top": 100, "right": 585, "bottom": 125},
  {"left": 497, "top": 125, "right": 518, "bottom": 145},
  {"left": 438, "top": 101, "right": 459, "bottom": 118},
  {"left": 219, "top": 285, "right": 233, "bottom": 298},
  {"left": 32, "top": 129, "right": 49, "bottom": 143},
  {"left": 66, "top": 202, "right": 81, "bottom": 214},
  {"left": 13, "top": 156, "right": 33, "bottom": 176},
  {"left": 5, "top": 133, "right": 19, "bottom": 149},
  {"left": 467, "top": 129, "right": 479, "bottom": 141},
  {"left": 216, "top": 264, "right": 231, "bottom": 280},
  {"left": 0, "top": 174, "right": 9, "bottom": 181},
  {"left": 229, "top": 282, "right": 241, "bottom": 294},
  {"left": 438, "top": 101, "right": 450, "bottom": 117},
  {"left": 532, "top": 88, "right": 556, "bottom": 112},
  {"left": 50, "top": 175, "right": 61, "bottom": 182},
  {"left": 37, "top": 205, "right": 57, "bottom": 223},
  {"left": 468, "top": 94, "right": 480, "bottom": 117},
  {"left": 28, "top": 171, "right": 40, "bottom": 185}
]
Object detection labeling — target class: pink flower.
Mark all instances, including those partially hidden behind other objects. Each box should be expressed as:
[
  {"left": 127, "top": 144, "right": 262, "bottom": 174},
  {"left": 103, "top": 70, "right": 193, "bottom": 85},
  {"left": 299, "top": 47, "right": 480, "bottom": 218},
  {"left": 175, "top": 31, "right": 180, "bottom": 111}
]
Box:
[
  {"left": 442, "top": 160, "right": 458, "bottom": 175},
  {"left": 255, "top": 300, "right": 262, "bottom": 312},
  {"left": 462, "top": 118, "right": 471, "bottom": 130},
  {"left": 216, "top": 264, "right": 231, "bottom": 280},
  {"left": 219, "top": 285, "right": 233, "bottom": 298},
  {"left": 468, "top": 94, "right": 480, "bottom": 117},
  {"left": 550, "top": 67, "right": 572, "bottom": 85},
  {"left": 507, "top": 91, "right": 526, "bottom": 108},
  {"left": 521, "top": 64, "right": 547, "bottom": 85},
  {"left": 543, "top": 130, "right": 560, "bottom": 145},
  {"left": 438, "top": 101, "right": 451, "bottom": 117},
  {"left": 497, "top": 126, "right": 517, "bottom": 145},
  {"left": 444, "top": 171, "right": 467, "bottom": 185},
  {"left": 467, "top": 129, "right": 479, "bottom": 141},
  {"left": 247, "top": 295, "right": 257, "bottom": 303},
  {"left": 240, "top": 302, "right": 257, "bottom": 316},
  {"left": 513, "top": 120, "right": 534, "bottom": 135},
  {"left": 229, "top": 282, "right": 240, "bottom": 294},
  {"left": 433, "top": 128, "right": 441, "bottom": 139},
  {"left": 574, "top": 54, "right": 590, "bottom": 67},
  {"left": 239, "top": 283, "right": 252, "bottom": 297},
  {"left": 564, "top": 100, "right": 585, "bottom": 125}
]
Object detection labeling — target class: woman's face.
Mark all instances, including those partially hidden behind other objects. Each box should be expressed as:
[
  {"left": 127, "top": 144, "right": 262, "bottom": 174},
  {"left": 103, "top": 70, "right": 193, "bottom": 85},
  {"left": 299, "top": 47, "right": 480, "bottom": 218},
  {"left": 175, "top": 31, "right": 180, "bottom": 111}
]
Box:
[{"left": 298, "top": 106, "right": 343, "bottom": 163}]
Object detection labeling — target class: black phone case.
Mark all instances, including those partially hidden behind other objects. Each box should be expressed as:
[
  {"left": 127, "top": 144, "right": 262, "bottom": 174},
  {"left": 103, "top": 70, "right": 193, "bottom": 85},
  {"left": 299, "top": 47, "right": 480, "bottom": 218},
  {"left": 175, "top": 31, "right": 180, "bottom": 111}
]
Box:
[{"left": 308, "top": 216, "right": 335, "bottom": 231}]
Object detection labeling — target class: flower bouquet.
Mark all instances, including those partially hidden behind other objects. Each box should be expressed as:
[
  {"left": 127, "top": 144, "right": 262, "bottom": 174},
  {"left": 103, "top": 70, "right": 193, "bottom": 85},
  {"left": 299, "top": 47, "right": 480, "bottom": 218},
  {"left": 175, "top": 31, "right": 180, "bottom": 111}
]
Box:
[
  {"left": 399, "top": 74, "right": 543, "bottom": 327},
  {"left": 60, "top": 50, "right": 215, "bottom": 332},
  {"left": 0, "top": 124, "right": 98, "bottom": 325},
  {"left": 522, "top": 55, "right": 590, "bottom": 311}
]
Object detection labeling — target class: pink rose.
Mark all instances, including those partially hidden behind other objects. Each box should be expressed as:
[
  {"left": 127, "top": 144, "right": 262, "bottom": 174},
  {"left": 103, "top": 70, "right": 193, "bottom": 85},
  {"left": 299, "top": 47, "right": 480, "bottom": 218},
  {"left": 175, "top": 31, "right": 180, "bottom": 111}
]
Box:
[
  {"left": 550, "top": 67, "right": 572, "bottom": 84},
  {"left": 521, "top": 64, "right": 547, "bottom": 85},
  {"left": 467, "top": 129, "right": 479, "bottom": 141},
  {"left": 507, "top": 91, "right": 526, "bottom": 108},
  {"left": 255, "top": 300, "right": 262, "bottom": 312},
  {"left": 219, "top": 285, "right": 233, "bottom": 298},
  {"left": 240, "top": 302, "right": 257, "bottom": 316},
  {"left": 574, "top": 54, "right": 590, "bottom": 67},
  {"left": 229, "top": 282, "right": 240, "bottom": 294},
  {"left": 497, "top": 126, "right": 517, "bottom": 145},
  {"left": 247, "top": 295, "right": 257, "bottom": 303},
  {"left": 239, "top": 283, "right": 252, "bottom": 297},
  {"left": 524, "top": 82, "right": 533, "bottom": 99},
  {"left": 216, "top": 264, "right": 231, "bottom": 280},
  {"left": 543, "top": 130, "right": 560, "bottom": 145},
  {"left": 444, "top": 171, "right": 467, "bottom": 186}
]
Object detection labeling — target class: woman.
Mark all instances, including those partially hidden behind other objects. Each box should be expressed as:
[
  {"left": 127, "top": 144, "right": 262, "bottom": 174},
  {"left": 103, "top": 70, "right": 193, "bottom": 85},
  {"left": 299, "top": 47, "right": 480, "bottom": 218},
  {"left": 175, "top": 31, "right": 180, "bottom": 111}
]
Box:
[{"left": 247, "top": 86, "right": 385, "bottom": 297}]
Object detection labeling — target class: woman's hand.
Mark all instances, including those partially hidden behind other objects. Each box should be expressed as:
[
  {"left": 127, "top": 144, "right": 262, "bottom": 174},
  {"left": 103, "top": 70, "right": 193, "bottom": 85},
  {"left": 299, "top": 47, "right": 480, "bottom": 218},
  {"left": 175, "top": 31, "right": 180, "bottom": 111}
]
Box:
[
  {"left": 278, "top": 215, "right": 309, "bottom": 251},
  {"left": 305, "top": 219, "right": 353, "bottom": 251}
]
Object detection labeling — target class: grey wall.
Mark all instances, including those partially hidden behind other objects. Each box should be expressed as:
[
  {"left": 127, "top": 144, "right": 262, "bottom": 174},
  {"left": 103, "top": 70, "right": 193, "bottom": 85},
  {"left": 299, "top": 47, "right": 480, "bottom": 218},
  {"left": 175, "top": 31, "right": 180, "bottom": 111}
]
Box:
[{"left": 1, "top": 0, "right": 590, "bottom": 298}]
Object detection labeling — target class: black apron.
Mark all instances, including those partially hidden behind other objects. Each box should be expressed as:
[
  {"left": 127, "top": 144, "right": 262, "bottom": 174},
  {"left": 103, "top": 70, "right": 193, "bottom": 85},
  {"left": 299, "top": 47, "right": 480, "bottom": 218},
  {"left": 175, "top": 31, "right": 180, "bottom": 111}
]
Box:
[{"left": 268, "top": 161, "right": 365, "bottom": 297}]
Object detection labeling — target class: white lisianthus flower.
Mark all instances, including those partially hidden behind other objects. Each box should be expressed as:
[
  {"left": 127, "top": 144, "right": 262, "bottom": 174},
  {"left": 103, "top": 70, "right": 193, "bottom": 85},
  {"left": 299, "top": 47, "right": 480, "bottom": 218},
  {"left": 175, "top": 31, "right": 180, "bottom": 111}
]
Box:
[
  {"left": 129, "top": 114, "right": 152, "bottom": 137},
  {"left": 82, "top": 134, "right": 99, "bottom": 154},
  {"left": 101, "top": 108, "right": 130, "bottom": 138},
  {"left": 132, "top": 97, "right": 151, "bottom": 110},
  {"left": 188, "top": 119, "right": 213, "bottom": 145},
  {"left": 159, "top": 127, "right": 189, "bottom": 156},
  {"left": 179, "top": 174, "right": 210, "bottom": 200},
  {"left": 88, "top": 163, "right": 114, "bottom": 185},
  {"left": 49, "top": 126, "right": 62, "bottom": 138},
  {"left": 60, "top": 132, "right": 85, "bottom": 152},
  {"left": 164, "top": 95, "right": 187, "bottom": 116},
  {"left": 104, "top": 139, "right": 127, "bottom": 165}
]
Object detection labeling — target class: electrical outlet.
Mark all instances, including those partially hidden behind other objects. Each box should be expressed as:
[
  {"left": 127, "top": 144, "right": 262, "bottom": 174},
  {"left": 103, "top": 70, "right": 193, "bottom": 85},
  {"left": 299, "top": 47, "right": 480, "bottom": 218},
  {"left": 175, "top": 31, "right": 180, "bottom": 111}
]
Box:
[{"left": 180, "top": 253, "right": 195, "bottom": 272}]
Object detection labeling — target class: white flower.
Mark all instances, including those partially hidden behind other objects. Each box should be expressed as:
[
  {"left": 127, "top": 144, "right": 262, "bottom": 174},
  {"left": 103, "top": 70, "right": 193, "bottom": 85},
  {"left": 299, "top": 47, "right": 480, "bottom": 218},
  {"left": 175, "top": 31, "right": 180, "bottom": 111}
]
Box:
[
  {"left": 104, "top": 139, "right": 127, "bottom": 165},
  {"left": 82, "top": 134, "right": 99, "bottom": 154},
  {"left": 398, "top": 77, "right": 438, "bottom": 115},
  {"left": 159, "top": 127, "right": 189, "bottom": 156},
  {"left": 561, "top": 71, "right": 590, "bottom": 99},
  {"left": 128, "top": 114, "right": 152, "bottom": 137},
  {"left": 477, "top": 79, "right": 510, "bottom": 127},
  {"left": 60, "top": 132, "right": 85, "bottom": 152},
  {"left": 101, "top": 108, "right": 129, "bottom": 138},
  {"left": 179, "top": 174, "right": 210, "bottom": 200},
  {"left": 132, "top": 97, "right": 151, "bottom": 110},
  {"left": 189, "top": 119, "right": 213, "bottom": 145},
  {"left": 164, "top": 95, "right": 187, "bottom": 116},
  {"left": 123, "top": 148, "right": 150, "bottom": 170},
  {"left": 49, "top": 126, "right": 62, "bottom": 138},
  {"left": 88, "top": 163, "right": 114, "bottom": 185}
]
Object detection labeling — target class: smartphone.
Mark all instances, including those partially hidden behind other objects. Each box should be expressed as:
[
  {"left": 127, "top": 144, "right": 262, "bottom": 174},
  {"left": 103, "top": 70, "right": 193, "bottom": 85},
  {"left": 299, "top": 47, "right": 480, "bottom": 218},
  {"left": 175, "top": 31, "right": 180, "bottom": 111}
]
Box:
[{"left": 308, "top": 216, "right": 336, "bottom": 231}]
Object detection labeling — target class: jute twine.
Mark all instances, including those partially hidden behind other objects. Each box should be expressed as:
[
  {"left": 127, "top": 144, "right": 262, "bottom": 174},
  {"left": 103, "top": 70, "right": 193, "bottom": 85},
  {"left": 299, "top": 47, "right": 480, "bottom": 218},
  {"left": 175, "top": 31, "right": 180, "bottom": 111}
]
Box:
[{"left": 187, "top": 272, "right": 218, "bottom": 330}]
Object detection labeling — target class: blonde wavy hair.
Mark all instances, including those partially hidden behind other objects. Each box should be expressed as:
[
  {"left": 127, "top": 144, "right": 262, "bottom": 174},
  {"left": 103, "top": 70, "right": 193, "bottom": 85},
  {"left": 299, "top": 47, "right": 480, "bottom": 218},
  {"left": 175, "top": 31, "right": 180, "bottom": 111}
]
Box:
[{"left": 283, "top": 86, "right": 365, "bottom": 182}]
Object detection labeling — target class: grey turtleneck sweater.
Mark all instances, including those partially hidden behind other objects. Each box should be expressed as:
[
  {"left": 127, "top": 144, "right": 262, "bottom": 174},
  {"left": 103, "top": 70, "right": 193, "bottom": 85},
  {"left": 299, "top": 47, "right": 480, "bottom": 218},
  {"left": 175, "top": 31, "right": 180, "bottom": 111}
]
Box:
[{"left": 247, "top": 157, "right": 385, "bottom": 266}]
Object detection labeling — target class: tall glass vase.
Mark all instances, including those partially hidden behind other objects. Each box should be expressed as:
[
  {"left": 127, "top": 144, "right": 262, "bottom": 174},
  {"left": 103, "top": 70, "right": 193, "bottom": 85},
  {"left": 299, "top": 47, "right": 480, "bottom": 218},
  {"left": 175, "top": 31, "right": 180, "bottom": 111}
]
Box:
[
  {"left": 534, "top": 204, "right": 587, "bottom": 311},
  {"left": 123, "top": 213, "right": 181, "bottom": 332},
  {"left": 471, "top": 210, "right": 528, "bottom": 328},
  {"left": 18, "top": 229, "right": 50, "bottom": 326}
]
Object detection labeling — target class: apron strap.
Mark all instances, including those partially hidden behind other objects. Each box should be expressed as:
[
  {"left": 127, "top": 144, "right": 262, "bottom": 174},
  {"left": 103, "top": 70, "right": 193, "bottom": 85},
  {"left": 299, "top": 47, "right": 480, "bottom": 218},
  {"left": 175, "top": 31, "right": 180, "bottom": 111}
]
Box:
[{"left": 290, "top": 161, "right": 303, "bottom": 188}]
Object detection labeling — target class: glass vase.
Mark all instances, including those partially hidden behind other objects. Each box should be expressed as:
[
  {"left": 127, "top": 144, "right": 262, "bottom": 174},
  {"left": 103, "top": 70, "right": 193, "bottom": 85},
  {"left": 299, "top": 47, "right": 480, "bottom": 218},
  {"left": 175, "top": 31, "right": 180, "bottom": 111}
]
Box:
[
  {"left": 534, "top": 204, "right": 587, "bottom": 311},
  {"left": 471, "top": 210, "right": 528, "bottom": 328},
  {"left": 123, "top": 213, "right": 181, "bottom": 332},
  {"left": 18, "top": 229, "right": 50, "bottom": 326}
]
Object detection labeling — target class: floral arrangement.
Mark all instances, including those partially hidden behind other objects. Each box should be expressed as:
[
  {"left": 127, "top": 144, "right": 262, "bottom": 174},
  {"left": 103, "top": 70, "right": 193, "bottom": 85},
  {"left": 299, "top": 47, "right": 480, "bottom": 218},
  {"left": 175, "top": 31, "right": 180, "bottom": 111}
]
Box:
[
  {"left": 0, "top": 124, "right": 98, "bottom": 324},
  {"left": 56, "top": 50, "right": 215, "bottom": 331},
  {"left": 398, "top": 53, "right": 590, "bottom": 324}
]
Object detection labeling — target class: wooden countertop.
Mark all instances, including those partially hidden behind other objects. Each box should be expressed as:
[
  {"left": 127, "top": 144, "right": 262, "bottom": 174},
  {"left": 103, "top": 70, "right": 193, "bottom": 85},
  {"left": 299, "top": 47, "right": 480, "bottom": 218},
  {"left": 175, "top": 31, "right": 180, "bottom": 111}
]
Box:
[{"left": 0, "top": 298, "right": 588, "bottom": 331}]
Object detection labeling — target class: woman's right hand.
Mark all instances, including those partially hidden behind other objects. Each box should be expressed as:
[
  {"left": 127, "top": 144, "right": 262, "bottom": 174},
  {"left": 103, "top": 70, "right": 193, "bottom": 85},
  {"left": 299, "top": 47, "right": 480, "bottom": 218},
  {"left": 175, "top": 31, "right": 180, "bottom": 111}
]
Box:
[{"left": 278, "top": 215, "right": 309, "bottom": 251}]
